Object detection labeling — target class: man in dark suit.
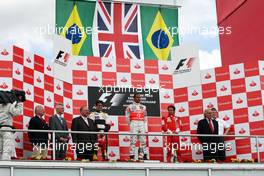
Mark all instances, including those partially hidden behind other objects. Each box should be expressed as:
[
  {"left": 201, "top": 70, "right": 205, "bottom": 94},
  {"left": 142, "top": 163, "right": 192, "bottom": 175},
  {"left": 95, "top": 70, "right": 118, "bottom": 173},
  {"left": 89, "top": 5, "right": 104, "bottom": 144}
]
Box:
[
  {"left": 49, "top": 103, "right": 69, "bottom": 160},
  {"left": 211, "top": 108, "right": 229, "bottom": 161},
  {"left": 28, "top": 105, "right": 49, "bottom": 159},
  {"left": 71, "top": 106, "right": 98, "bottom": 161},
  {"left": 197, "top": 109, "right": 219, "bottom": 161}
]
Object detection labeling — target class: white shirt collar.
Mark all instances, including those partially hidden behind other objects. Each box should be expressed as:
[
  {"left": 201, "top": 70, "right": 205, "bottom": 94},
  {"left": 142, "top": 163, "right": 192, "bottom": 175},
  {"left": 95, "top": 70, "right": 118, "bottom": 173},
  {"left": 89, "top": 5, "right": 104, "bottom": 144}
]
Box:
[
  {"left": 37, "top": 115, "right": 45, "bottom": 120},
  {"left": 56, "top": 114, "right": 63, "bottom": 118},
  {"left": 81, "top": 116, "right": 89, "bottom": 125},
  {"left": 81, "top": 116, "right": 88, "bottom": 120}
]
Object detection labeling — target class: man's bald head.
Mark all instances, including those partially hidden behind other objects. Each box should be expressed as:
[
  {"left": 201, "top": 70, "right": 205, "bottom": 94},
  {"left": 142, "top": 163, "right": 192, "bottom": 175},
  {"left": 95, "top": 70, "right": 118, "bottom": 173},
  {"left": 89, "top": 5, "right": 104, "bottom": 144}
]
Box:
[
  {"left": 204, "top": 109, "right": 212, "bottom": 119},
  {"left": 35, "top": 105, "right": 44, "bottom": 117},
  {"left": 80, "top": 106, "right": 89, "bottom": 117}
]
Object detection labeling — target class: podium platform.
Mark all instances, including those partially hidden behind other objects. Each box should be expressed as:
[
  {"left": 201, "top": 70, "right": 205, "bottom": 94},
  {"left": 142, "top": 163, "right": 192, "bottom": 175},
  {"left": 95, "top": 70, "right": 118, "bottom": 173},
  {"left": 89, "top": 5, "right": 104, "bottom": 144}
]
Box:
[{"left": 1, "top": 161, "right": 264, "bottom": 176}]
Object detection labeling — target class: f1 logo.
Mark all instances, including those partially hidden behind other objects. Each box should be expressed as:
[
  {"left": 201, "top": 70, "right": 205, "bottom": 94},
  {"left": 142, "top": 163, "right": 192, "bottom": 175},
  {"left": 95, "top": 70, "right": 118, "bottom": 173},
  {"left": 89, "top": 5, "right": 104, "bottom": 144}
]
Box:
[
  {"left": 56, "top": 50, "right": 70, "bottom": 64},
  {"left": 175, "top": 57, "right": 195, "bottom": 70}
]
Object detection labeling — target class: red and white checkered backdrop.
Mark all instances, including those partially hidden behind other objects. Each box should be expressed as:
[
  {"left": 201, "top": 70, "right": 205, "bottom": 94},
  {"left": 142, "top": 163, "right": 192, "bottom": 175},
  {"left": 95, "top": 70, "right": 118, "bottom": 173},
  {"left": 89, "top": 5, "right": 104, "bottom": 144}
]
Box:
[{"left": 1, "top": 45, "right": 264, "bottom": 162}]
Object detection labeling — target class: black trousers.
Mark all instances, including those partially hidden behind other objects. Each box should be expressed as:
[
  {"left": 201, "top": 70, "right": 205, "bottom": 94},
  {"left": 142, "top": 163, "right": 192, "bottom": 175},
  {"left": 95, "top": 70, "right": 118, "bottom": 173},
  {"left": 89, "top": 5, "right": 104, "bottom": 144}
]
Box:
[
  {"left": 76, "top": 142, "right": 96, "bottom": 161},
  {"left": 55, "top": 142, "right": 67, "bottom": 160},
  {"left": 202, "top": 142, "right": 219, "bottom": 161},
  {"left": 217, "top": 137, "right": 226, "bottom": 161}
]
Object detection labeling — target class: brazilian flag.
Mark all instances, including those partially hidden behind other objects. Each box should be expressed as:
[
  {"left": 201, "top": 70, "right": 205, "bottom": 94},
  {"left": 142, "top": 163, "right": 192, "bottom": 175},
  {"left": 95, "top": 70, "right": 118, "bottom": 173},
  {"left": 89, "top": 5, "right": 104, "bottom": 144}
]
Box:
[
  {"left": 141, "top": 7, "right": 179, "bottom": 60},
  {"left": 56, "top": 0, "right": 95, "bottom": 56}
]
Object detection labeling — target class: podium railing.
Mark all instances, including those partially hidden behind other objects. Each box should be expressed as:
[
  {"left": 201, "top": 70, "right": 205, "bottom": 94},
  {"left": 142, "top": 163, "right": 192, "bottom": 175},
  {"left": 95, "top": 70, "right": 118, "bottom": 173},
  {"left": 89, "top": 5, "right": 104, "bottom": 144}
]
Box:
[{"left": 0, "top": 128, "right": 262, "bottom": 163}]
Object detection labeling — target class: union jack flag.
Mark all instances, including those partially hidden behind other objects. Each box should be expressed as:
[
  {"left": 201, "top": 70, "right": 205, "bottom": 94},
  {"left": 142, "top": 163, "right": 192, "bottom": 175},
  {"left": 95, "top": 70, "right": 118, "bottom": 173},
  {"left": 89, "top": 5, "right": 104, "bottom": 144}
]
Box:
[{"left": 92, "top": 1, "right": 143, "bottom": 60}]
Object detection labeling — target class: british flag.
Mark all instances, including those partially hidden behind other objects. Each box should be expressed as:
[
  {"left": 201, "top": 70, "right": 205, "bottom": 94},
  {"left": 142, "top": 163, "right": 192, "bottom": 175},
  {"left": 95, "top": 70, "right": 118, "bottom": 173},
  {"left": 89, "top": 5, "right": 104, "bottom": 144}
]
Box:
[{"left": 92, "top": 1, "right": 144, "bottom": 60}]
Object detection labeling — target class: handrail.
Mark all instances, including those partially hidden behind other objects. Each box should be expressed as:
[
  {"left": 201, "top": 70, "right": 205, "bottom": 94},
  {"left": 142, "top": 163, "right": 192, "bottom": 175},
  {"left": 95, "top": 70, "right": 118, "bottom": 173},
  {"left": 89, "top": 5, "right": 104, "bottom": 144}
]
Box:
[
  {"left": 0, "top": 128, "right": 263, "bottom": 138},
  {"left": 0, "top": 128, "right": 262, "bottom": 162}
]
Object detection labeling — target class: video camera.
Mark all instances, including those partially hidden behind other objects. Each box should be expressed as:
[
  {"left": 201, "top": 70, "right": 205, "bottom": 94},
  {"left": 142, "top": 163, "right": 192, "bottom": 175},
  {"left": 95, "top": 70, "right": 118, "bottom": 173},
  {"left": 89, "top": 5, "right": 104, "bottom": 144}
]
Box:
[{"left": 0, "top": 90, "right": 26, "bottom": 105}]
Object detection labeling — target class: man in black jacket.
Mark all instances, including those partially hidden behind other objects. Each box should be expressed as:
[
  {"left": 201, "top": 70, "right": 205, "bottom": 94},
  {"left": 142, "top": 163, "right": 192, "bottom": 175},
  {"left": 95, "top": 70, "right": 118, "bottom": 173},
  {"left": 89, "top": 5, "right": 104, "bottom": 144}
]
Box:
[
  {"left": 197, "top": 109, "right": 219, "bottom": 161},
  {"left": 71, "top": 106, "right": 98, "bottom": 161},
  {"left": 28, "top": 105, "right": 49, "bottom": 159}
]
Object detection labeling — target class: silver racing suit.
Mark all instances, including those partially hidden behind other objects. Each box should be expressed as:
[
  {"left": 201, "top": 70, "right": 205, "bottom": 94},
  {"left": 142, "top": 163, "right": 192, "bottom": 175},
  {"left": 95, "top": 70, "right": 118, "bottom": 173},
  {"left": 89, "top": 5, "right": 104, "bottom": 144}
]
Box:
[{"left": 126, "top": 102, "right": 147, "bottom": 158}]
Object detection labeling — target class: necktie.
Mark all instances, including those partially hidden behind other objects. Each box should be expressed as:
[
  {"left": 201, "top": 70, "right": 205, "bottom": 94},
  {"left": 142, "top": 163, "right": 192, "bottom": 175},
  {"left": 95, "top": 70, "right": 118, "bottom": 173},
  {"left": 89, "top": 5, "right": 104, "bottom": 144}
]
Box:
[
  {"left": 59, "top": 116, "right": 63, "bottom": 125},
  {"left": 209, "top": 119, "right": 214, "bottom": 133},
  {"left": 40, "top": 116, "right": 46, "bottom": 124},
  {"left": 85, "top": 118, "right": 89, "bottom": 126}
]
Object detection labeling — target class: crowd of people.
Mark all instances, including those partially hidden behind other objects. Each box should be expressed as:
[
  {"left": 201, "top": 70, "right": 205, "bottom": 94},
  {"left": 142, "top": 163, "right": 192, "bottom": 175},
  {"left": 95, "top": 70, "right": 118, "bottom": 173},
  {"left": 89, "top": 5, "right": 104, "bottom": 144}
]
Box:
[
  {"left": 0, "top": 90, "right": 231, "bottom": 162},
  {"left": 28, "top": 100, "right": 110, "bottom": 161},
  {"left": 27, "top": 93, "right": 150, "bottom": 161}
]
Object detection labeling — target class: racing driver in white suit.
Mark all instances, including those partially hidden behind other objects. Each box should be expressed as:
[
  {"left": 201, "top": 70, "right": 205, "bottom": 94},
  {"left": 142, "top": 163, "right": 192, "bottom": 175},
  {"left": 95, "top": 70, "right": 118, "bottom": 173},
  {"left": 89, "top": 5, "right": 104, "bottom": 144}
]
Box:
[{"left": 126, "top": 93, "right": 148, "bottom": 161}]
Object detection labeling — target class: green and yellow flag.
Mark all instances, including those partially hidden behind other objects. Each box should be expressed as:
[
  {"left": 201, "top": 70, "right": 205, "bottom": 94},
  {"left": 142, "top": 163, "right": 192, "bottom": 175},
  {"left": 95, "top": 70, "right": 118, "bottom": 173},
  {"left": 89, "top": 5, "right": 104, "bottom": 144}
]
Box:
[
  {"left": 56, "top": 0, "right": 95, "bottom": 55},
  {"left": 141, "top": 7, "right": 179, "bottom": 60}
]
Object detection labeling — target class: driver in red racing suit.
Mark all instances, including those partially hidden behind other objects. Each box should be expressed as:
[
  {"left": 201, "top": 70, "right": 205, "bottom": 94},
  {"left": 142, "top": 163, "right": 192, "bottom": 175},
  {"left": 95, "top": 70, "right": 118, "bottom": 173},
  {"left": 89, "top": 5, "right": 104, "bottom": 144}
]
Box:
[{"left": 162, "top": 105, "right": 182, "bottom": 163}]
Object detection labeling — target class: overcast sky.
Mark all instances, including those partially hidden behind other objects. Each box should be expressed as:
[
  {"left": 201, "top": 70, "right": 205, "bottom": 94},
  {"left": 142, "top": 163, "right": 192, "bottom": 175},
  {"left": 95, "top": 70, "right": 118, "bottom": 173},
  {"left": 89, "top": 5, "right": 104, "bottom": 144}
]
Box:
[{"left": 0, "top": 0, "right": 221, "bottom": 70}]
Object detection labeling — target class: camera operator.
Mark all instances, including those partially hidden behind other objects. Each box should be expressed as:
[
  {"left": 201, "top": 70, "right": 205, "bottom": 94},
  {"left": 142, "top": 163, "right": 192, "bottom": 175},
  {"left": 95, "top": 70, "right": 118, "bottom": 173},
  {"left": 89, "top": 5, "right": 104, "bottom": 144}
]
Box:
[{"left": 0, "top": 90, "right": 25, "bottom": 160}]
